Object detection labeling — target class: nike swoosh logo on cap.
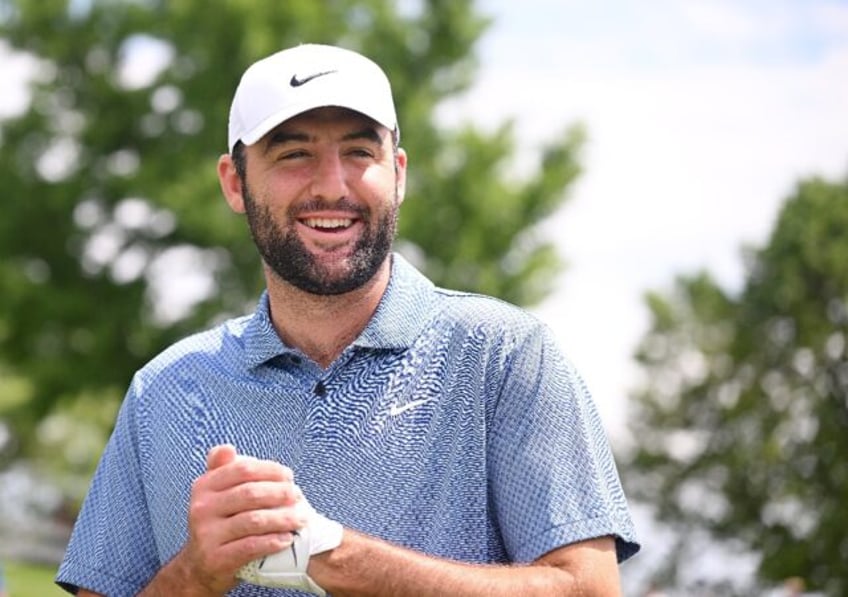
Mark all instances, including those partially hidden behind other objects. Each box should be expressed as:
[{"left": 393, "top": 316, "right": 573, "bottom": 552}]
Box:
[{"left": 290, "top": 70, "right": 337, "bottom": 87}]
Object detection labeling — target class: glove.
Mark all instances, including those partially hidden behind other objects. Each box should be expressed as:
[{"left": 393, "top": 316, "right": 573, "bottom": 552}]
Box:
[{"left": 236, "top": 488, "right": 343, "bottom": 595}]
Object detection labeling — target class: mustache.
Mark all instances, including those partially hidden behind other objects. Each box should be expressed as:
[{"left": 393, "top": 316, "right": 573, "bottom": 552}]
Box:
[{"left": 289, "top": 198, "right": 367, "bottom": 217}]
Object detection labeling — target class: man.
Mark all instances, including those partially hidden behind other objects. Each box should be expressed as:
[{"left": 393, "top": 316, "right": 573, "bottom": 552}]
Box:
[{"left": 56, "top": 43, "right": 639, "bottom": 596}]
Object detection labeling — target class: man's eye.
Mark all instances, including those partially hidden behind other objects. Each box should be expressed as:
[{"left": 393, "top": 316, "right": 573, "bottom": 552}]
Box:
[
  {"left": 278, "top": 150, "right": 309, "bottom": 160},
  {"left": 347, "top": 148, "right": 374, "bottom": 158}
]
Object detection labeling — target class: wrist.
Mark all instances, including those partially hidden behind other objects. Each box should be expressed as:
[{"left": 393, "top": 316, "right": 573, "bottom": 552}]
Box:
[
  {"left": 306, "top": 527, "right": 368, "bottom": 596},
  {"left": 139, "top": 547, "right": 231, "bottom": 597}
]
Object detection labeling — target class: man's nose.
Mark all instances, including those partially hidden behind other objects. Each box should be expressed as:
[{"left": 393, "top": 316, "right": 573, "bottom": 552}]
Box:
[{"left": 309, "top": 153, "right": 348, "bottom": 201}]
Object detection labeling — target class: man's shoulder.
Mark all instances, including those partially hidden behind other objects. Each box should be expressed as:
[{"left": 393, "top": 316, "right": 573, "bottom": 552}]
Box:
[
  {"left": 378, "top": 254, "right": 548, "bottom": 349},
  {"left": 433, "top": 287, "right": 544, "bottom": 331},
  {"left": 138, "top": 312, "right": 253, "bottom": 381}
]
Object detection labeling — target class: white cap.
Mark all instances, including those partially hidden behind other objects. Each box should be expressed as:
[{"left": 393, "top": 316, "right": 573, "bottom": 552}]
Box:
[{"left": 227, "top": 44, "right": 398, "bottom": 153}]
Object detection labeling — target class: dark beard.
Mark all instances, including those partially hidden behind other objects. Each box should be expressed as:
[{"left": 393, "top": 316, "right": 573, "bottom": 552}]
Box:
[{"left": 242, "top": 186, "right": 398, "bottom": 296}]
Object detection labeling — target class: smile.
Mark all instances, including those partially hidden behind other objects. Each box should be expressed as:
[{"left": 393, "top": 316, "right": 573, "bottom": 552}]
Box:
[{"left": 302, "top": 217, "right": 354, "bottom": 230}]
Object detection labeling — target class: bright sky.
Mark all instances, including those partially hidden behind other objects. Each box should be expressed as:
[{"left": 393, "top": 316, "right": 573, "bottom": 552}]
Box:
[{"left": 452, "top": 0, "right": 848, "bottom": 442}]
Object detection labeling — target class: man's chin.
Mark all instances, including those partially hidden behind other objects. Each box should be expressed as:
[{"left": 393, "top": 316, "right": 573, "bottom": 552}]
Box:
[
  {"left": 268, "top": 263, "right": 364, "bottom": 296},
  {"left": 263, "top": 240, "right": 390, "bottom": 295}
]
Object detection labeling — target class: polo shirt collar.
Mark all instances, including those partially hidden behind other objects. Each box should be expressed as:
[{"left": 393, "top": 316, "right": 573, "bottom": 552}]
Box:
[
  {"left": 243, "top": 253, "right": 436, "bottom": 368},
  {"left": 353, "top": 253, "right": 436, "bottom": 350}
]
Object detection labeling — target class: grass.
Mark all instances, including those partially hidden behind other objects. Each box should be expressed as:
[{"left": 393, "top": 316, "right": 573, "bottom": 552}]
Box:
[{"left": 3, "top": 559, "right": 66, "bottom": 597}]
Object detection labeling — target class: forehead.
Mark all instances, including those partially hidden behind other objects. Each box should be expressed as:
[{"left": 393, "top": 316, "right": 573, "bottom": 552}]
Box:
[{"left": 265, "top": 106, "right": 388, "bottom": 139}]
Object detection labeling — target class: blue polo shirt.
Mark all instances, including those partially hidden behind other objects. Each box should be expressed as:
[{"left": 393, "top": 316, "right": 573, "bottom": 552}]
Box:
[{"left": 57, "top": 254, "right": 639, "bottom": 596}]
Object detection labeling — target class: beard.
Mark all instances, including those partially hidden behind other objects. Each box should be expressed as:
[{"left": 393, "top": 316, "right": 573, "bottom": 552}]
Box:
[{"left": 241, "top": 184, "right": 399, "bottom": 296}]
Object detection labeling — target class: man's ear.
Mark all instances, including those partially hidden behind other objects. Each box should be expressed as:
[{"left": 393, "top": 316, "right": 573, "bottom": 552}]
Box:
[
  {"left": 395, "top": 147, "right": 408, "bottom": 205},
  {"left": 218, "top": 153, "right": 246, "bottom": 214}
]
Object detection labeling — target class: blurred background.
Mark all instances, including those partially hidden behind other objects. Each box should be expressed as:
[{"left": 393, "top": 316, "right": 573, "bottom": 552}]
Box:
[{"left": 1, "top": 1, "right": 846, "bottom": 595}]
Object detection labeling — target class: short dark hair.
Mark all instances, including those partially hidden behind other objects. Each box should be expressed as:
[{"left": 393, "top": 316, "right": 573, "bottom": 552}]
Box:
[{"left": 232, "top": 141, "right": 247, "bottom": 184}]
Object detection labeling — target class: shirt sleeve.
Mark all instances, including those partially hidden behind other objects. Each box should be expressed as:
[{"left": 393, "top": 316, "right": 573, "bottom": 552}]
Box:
[
  {"left": 56, "top": 374, "right": 160, "bottom": 596},
  {"left": 488, "top": 323, "right": 640, "bottom": 564}
]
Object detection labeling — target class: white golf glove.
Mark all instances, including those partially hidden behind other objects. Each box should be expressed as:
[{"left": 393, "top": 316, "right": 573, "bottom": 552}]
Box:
[{"left": 236, "top": 489, "right": 343, "bottom": 595}]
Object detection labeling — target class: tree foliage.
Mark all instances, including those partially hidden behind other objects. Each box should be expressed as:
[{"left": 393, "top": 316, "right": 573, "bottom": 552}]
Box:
[
  {"left": 0, "top": 0, "right": 582, "bottom": 488},
  {"left": 624, "top": 174, "right": 848, "bottom": 594}
]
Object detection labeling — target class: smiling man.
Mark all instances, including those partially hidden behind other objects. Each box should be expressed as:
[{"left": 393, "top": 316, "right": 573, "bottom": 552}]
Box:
[
  {"left": 56, "top": 44, "right": 639, "bottom": 597},
  {"left": 235, "top": 109, "right": 402, "bottom": 300}
]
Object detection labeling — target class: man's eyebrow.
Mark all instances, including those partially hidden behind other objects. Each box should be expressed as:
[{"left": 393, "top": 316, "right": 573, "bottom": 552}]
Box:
[
  {"left": 261, "top": 127, "right": 384, "bottom": 153},
  {"left": 262, "top": 130, "right": 310, "bottom": 153},
  {"left": 342, "top": 127, "right": 383, "bottom": 144}
]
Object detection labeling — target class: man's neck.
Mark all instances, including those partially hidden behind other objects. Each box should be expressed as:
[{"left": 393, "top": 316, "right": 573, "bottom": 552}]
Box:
[{"left": 264, "top": 259, "right": 391, "bottom": 369}]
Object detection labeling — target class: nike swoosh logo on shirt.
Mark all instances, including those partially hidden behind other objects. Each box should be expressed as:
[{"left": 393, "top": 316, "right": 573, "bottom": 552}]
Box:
[
  {"left": 290, "top": 70, "right": 337, "bottom": 87},
  {"left": 388, "top": 398, "right": 431, "bottom": 416}
]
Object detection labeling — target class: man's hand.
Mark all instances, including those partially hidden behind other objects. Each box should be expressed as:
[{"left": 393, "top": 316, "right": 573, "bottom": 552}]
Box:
[
  {"left": 177, "top": 444, "right": 306, "bottom": 594},
  {"left": 236, "top": 478, "right": 344, "bottom": 594}
]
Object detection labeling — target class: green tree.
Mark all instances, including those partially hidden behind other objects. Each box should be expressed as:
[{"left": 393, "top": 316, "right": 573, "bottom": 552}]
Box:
[
  {"left": 624, "top": 174, "right": 848, "bottom": 594},
  {"left": 0, "top": 0, "right": 581, "bottom": 492}
]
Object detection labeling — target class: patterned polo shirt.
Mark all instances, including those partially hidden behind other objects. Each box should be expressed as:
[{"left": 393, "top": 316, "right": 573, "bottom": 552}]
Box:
[{"left": 57, "top": 254, "right": 639, "bottom": 596}]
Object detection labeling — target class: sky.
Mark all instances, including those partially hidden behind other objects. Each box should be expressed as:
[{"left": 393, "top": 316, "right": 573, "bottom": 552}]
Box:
[{"left": 451, "top": 0, "right": 848, "bottom": 443}]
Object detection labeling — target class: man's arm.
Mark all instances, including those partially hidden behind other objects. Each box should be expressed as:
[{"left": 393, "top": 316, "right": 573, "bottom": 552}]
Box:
[
  {"left": 310, "top": 529, "right": 621, "bottom": 597},
  {"left": 77, "top": 442, "right": 622, "bottom": 597},
  {"left": 79, "top": 534, "right": 619, "bottom": 597}
]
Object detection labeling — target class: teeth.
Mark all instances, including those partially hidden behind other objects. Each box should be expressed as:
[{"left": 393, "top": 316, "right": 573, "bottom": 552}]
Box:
[{"left": 303, "top": 218, "right": 353, "bottom": 229}]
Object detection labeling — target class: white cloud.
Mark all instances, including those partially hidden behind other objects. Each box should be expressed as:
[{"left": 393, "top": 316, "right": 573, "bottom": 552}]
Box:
[
  {"left": 815, "top": 2, "right": 848, "bottom": 34},
  {"left": 680, "top": 0, "right": 769, "bottom": 40}
]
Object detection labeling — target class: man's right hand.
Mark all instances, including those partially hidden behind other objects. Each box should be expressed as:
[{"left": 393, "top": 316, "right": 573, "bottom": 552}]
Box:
[{"left": 176, "top": 444, "right": 306, "bottom": 595}]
